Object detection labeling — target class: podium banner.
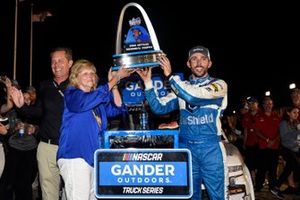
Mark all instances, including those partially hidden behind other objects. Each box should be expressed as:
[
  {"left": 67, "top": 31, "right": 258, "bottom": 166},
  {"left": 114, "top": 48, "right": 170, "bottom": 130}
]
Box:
[
  {"left": 121, "top": 73, "right": 184, "bottom": 105},
  {"left": 94, "top": 149, "right": 193, "bottom": 199}
]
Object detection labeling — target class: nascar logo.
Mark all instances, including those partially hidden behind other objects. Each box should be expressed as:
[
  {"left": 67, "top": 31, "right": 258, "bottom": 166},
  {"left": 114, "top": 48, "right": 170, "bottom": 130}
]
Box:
[{"left": 123, "top": 153, "right": 163, "bottom": 161}]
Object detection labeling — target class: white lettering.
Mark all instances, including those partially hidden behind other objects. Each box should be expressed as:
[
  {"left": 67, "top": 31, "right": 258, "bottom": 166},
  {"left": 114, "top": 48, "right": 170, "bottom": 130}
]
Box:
[
  {"left": 111, "top": 164, "right": 174, "bottom": 176},
  {"left": 123, "top": 187, "right": 142, "bottom": 194},
  {"left": 131, "top": 153, "right": 163, "bottom": 161},
  {"left": 125, "top": 81, "right": 143, "bottom": 91},
  {"left": 117, "top": 177, "right": 171, "bottom": 184},
  {"left": 159, "top": 91, "right": 166, "bottom": 96},
  {"left": 187, "top": 113, "right": 214, "bottom": 125},
  {"left": 130, "top": 91, "right": 142, "bottom": 97},
  {"left": 122, "top": 187, "right": 164, "bottom": 194},
  {"left": 153, "top": 80, "right": 164, "bottom": 90},
  {"left": 144, "top": 165, "right": 155, "bottom": 176}
]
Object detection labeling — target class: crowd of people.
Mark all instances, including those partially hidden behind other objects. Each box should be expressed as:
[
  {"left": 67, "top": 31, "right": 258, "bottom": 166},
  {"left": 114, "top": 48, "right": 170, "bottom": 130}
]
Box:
[
  {"left": 0, "top": 47, "right": 133, "bottom": 200},
  {"left": 222, "top": 91, "right": 300, "bottom": 199},
  {"left": 0, "top": 45, "right": 299, "bottom": 200}
]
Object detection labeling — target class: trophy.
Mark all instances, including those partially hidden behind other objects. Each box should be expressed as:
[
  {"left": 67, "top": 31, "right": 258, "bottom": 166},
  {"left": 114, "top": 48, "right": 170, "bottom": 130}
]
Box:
[{"left": 112, "top": 2, "right": 164, "bottom": 71}]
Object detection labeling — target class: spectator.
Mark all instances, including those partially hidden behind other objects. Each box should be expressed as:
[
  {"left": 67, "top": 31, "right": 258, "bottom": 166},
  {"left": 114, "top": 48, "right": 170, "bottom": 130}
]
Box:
[
  {"left": 254, "top": 97, "right": 281, "bottom": 197},
  {"left": 11, "top": 47, "right": 73, "bottom": 200},
  {"left": 242, "top": 96, "right": 260, "bottom": 184},
  {"left": 271, "top": 106, "right": 300, "bottom": 196}
]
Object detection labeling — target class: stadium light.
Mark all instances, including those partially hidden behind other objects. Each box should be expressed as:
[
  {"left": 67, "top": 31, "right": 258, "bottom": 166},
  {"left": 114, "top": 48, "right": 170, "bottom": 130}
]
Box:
[
  {"left": 289, "top": 83, "right": 296, "bottom": 89},
  {"left": 265, "top": 91, "right": 271, "bottom": 96}
]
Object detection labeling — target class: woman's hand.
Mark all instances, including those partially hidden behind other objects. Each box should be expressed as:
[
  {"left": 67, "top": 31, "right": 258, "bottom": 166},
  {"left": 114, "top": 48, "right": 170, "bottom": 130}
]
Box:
[
  {"left": 108, "top": 66, "right": 135, "bottom": 90},
  {"left": 116, "top": 66, "right": 135, "bottom": 80}
]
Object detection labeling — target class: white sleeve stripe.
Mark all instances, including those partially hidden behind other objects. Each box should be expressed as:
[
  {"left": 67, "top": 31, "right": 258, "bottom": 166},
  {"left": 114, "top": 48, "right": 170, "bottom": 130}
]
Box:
[
  {"left": 155, "top": 92, "right": 177, "bottom": 106},
  {"left": 172, "top": 76, "right": 227, "bottom": 99}
]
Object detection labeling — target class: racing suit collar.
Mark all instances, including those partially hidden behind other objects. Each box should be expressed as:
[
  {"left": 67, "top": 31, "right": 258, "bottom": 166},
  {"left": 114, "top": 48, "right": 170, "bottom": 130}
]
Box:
[{"left": 189, "top": 74, "right": 210, "bottom": 85}]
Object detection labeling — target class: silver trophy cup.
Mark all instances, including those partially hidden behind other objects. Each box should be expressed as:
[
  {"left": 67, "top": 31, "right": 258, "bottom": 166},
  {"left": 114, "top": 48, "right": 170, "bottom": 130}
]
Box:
[{"left": 112, "top": 2, "right": 164, "bottom": 71}]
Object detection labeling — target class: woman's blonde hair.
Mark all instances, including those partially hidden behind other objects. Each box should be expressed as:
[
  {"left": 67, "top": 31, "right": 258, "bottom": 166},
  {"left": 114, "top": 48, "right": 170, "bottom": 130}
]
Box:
[{"left": 69, "top": 59, "right": 99, "bottom": 90}]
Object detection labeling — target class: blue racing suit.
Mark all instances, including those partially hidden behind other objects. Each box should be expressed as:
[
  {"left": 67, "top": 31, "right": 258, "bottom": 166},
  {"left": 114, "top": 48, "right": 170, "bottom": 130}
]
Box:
[{"left": 144, "top": 74, "right": 228, "bottom": 200}]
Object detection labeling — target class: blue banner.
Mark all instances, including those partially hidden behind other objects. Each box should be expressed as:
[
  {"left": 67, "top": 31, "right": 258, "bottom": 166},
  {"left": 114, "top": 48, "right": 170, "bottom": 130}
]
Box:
[
  {"left": 94, "top": 149, "right": 192, "bottom": 199},
  {"left": 122, "top": 73, "right": 184, "bottom": 105},
  {"left": 99, "top": 161, "right": 187, "bottom": 186}
]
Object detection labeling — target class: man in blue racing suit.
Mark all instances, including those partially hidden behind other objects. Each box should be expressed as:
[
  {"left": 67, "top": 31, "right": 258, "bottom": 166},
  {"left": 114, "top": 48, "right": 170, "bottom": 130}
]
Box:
[{"left": 137, "top": 46, "right": 228, "bottom": 200}]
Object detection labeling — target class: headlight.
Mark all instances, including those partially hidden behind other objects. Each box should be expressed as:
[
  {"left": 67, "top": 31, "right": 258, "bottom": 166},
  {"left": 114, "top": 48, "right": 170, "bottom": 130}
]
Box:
[
  {"left": 228, "top": 184, "right": 246, "bottom": 195},
  {"left": 228, "top": 165, "right": 243, "bottom": 173}
]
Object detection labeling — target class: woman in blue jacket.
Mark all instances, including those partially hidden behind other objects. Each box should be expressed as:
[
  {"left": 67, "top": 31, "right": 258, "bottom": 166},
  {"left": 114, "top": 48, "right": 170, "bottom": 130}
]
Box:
[{"left": 57, "top": 59, "right": 132, "bottom": 200}]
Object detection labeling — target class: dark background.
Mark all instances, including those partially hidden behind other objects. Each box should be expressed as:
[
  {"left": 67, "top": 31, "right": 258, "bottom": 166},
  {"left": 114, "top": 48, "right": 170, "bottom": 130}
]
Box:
[{"left": 1, "top": 0, "right": 299, "bottom": 112}]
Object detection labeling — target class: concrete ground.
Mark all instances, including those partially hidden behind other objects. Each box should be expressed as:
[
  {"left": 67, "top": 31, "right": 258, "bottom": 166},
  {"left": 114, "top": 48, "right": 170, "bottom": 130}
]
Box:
[{"left": 255, "top": 184, "right": 300, "bottom": 200}]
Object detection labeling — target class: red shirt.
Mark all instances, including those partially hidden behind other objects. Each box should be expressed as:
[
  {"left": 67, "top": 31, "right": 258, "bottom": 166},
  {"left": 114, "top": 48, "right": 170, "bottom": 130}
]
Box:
[
  {"left": 254, "top": 112, "right": 281, "bottom": 149},
  {"left": 242, "top": 112, "right": 260, "bottom": 146}
]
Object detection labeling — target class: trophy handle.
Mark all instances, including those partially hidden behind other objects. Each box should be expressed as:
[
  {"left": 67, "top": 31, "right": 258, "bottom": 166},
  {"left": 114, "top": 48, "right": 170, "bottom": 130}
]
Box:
[{"left": 115, "top": 2, "right": 161, "bottom": 54}]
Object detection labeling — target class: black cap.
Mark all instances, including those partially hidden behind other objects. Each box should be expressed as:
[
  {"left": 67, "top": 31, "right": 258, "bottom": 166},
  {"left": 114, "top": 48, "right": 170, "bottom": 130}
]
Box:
[
  {"left": 188, "top": 45, "right": 210, "bottom": 60},
  {"left": 247, "top": 96, "right": 258, "bottom": 103}
]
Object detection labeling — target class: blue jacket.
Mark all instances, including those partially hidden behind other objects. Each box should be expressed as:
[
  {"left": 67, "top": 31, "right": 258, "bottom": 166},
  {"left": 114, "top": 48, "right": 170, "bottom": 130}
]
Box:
[
  {"left": 145, "top": 74, "right": 228, "bottom": 200},
  {"left": 279, "top": 120, "right": 300, "bottom": 152},
  {"left": 57, "top": 84, "right": 127, "bottom": 166},
  {"left": 144, "top": 74, "right": 227, "bottom": 140}
]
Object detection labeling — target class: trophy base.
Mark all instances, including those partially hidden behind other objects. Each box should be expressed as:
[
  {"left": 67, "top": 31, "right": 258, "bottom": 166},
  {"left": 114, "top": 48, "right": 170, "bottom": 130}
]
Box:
[{"left": 112, "top": 50, "right": 164, "bottom": 71}]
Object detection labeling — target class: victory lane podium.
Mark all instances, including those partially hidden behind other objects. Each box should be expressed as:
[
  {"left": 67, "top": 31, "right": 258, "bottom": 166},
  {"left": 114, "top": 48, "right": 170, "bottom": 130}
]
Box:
[
  {"left": 94, "top": 130, "right": 193, "bottom": 199},
  {"left": 95, "top": 2, "right": 192, "bottom": 199}
]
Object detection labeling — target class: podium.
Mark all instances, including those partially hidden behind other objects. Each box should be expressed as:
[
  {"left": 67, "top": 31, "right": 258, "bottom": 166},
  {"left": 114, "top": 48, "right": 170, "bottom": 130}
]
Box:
[
  {"left": 104, "top": 130, "right": 179, "bottom": 149},
  {"left": 94, "top": 130, "right": 193, "bottom": 199}
]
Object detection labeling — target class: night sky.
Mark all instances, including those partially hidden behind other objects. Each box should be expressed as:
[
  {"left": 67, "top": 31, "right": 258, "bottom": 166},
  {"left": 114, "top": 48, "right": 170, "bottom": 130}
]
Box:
[{"left": 1, "top": 0, "right": 299, "bottom": 111}]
